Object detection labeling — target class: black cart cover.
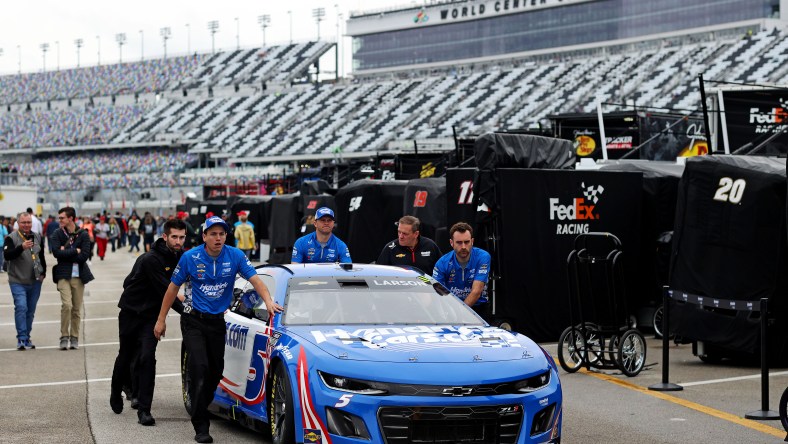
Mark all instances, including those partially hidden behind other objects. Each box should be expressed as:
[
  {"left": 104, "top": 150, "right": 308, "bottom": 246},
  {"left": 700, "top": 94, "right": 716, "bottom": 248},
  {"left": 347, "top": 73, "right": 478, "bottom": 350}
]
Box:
[
  {"left": 183, "top": 199, "right": 227, "bottom": 229},
  {"left": 670, "top": 155, "right": 788, "bottom": 355},
  {"left": 228, "top": 195, "right": 273, "bottom": 240},
  {"left": 267, "top": 194, "right": 301, "bottom": 264},
  {"left": 474, "top": 133, "right": 574, "bottom": 220},
  {"left": 300, "top": 180, "right": 335, "bottom": 196},
  {"left": 496, "top": 169, "right": 642, "bottom": 341},
  {"left": 598, "top": 160, "right": 684, "bottom": 304},
  {"left": 334, "top": 179, "right": 408, "bottom": 263},
  {"left": 403, "top": 177, "right": 446, "bottom": 242}
]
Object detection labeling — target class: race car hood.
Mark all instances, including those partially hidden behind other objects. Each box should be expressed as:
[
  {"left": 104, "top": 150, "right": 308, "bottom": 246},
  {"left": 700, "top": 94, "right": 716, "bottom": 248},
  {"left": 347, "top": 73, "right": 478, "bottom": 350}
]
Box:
[{"left": 285, "top": 324, "right": 543, "bottom": 364}]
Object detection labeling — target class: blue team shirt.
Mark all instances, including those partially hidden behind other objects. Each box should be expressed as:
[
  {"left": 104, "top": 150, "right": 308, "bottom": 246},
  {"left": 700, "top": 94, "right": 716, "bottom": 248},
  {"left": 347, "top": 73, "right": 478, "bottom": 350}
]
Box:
[
  {"left": 171, "top": 244, "right": 256, "bottom": 314},
  {"left": 291, "top": 232, "right": 352, "bottom": 264},
  {"left": 432, "top": 247, "right": 491, "bottom": 305}
]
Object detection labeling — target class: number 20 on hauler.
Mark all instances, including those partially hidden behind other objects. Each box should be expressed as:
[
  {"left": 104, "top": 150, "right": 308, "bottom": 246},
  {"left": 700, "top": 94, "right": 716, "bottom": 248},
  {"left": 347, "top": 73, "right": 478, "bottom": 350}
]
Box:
[{"left": 713, "top": 177, "right": 746, "bottom": 204}]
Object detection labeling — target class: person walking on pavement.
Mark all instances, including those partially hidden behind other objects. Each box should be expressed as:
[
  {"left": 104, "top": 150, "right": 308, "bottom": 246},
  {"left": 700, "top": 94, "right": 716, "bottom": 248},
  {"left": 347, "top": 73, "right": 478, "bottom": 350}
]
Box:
[
  {"left": 128, "top": 214, "right": 141, "bottom": 253},
  {"left": 233, "top": 210, "right": 255, "bottom": 259},
  {"left": 110, "top": 219, "right": 188, "bottom": 426},
  {"left": 0, "top": 216, "right": 8, "bottom": 273},
  {"left": 4, "top": 211, "right": 46, "bottom": 350},
  {"left": 94, "top": 216, "right": 110, "bottom": 260},
  {"left": 50, "top": 207, "right": 94, "bottom": 350},
  {"left": 153, "top": 216, "right": 282, "bottom": 443}
]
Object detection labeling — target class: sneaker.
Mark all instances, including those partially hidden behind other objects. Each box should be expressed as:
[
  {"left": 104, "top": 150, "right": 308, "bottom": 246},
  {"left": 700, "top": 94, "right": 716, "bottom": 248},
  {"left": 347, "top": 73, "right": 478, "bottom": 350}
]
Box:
[
  {"left": 24, "top": 339, "right": 35, "bottom": 350},
  {"left": 194, "top": 433, "right": 213, "bottom": 443},
  {"left": 137, "top": 410, "right": 155, "bottom": 426},
  {"left": 110, "top": 391, "right": 124, "bottom": 414},
  {"left": 59, "top": 337, "right": 69, "bottom": 350},
  {"left": 69, "top": 337, "right": 79, "bottom": 349},
  {"left": 17, "top": 339, "right": 26, "bottom": 351}
]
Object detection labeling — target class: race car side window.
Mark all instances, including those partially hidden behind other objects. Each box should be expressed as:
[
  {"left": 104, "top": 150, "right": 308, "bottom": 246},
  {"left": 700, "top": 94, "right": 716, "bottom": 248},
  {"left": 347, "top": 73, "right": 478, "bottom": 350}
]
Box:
[{"left": 231, "top": 274, "right": 277, "bottom": 322}]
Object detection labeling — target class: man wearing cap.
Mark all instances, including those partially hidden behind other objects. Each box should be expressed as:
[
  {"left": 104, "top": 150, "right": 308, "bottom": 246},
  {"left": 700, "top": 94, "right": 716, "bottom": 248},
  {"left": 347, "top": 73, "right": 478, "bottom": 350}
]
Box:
[
  {"left": 153, "top": 216, "right": 282, "bottom": 443},
  {"left": 432, "top": 222, "right": 492, "bottom": 321},
  {"left": 291, "top": 207, "right": 352, "bottom": 264},
  {"left": 377, "top": 215, "right": 442, "bottom": 275},
  {"left": 233, "top": 211, "right": 255, "bottom": 259}
]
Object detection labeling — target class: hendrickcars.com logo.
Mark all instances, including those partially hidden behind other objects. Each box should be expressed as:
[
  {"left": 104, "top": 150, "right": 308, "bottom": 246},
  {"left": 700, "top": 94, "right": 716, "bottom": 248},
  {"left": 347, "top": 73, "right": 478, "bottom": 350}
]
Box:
[{"left": 549, "top": 183, "right": 604, "bottom": 235}]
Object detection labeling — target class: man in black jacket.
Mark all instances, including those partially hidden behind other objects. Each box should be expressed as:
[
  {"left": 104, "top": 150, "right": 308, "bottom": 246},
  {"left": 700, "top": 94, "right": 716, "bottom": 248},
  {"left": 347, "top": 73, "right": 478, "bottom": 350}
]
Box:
[
  {"left": 110, "top": 218, "right": 187, "bottom": 426},
  {"left": 377, "top": 215, "right": 442, "bottom": 275},
  {"left": 49, "top": 207, "right": 94, "bottom": 350}
]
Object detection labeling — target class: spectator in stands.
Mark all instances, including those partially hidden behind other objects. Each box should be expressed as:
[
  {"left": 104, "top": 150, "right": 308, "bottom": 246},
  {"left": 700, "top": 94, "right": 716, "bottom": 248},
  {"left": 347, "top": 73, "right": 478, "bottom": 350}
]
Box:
[
  {"left": 291, "top": 207, "right": 351, "bottom": 264},
  {"left": 128, "top": 214, "right": 141, "bottom": 253},
  {"left": 432, "top": 222, "right": 492, "bottom": 321},
  {"left": 141, "top": 214, "right": 157, "bottom": 252},
  {"left": 233, "top": 211, "right": 255, "bottom": 259},
  {"left": 377, "top": 215, "right": 442, "bottom": 275}
]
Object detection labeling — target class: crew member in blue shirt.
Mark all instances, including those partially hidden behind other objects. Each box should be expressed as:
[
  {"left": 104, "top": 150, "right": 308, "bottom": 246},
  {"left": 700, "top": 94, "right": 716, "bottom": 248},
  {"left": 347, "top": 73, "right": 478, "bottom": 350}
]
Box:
[
  {"left": 291, "top": 207, "right": 351, "bottom": 264},
  {"left": 432, "top": 222, "right": 492, "bottom": 320},
  {"left": 153, "top": 216, "right": 282, "bottom": 444}
]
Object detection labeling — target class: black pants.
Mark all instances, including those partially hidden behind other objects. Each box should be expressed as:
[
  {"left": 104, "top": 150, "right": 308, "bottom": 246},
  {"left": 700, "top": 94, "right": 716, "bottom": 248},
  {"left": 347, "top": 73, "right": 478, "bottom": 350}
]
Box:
[
  {"left": 181, "top": 313, "right": 226, "bottom": 434},
  {"left": 111, "top": 309, "right": 159, "bottom": 411}
]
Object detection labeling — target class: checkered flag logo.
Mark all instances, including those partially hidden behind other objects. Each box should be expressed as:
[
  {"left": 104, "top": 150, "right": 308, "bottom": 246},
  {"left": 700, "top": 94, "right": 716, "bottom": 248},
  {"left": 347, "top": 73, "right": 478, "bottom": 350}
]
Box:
[{"left": 582, "top": 182, "right": 604, "bottom": 204}]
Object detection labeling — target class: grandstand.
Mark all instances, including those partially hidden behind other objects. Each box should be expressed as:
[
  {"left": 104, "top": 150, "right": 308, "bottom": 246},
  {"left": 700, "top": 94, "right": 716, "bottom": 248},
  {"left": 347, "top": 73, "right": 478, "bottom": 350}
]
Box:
[{"left": 0, "top": 0, "right": 787, "bottom": 213}]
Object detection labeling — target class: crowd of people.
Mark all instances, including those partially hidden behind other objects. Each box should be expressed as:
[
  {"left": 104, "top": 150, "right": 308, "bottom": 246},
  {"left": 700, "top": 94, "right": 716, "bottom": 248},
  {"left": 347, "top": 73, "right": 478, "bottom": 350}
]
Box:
[
  {"left": 0, "top": 56, "right": 203, "bottom": 105},
  {"left": 0, "top": 104, "right": 146, "bottom": 149},
  {"left": 17, "top": 149, "right": 195, "bottom": 176},
  {"left": 3, "top": 202, "right": 490, "bottom": 443}
]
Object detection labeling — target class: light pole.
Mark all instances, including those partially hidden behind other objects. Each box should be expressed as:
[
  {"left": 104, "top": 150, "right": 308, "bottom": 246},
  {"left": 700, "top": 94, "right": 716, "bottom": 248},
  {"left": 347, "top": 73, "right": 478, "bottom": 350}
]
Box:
[
  {"left": 257, "top": 15, "right": 271, "bottom": 47},
  {"left": 40, "top": 43, "right": 49, "bottom": 72},
  {"left": 186, "top": 23, "right": 191, "bottom": 54},
  {"left": 235, "top": 17, "right": 240, "bottom": 50},
  {"left": 115, "top": 33, "right": 127, "bottom": 63},
  {"left": 16, "top": 45, "right": 21, "bottom": 74},
  {"left": 335, "top": 4, "right": 342, "bottom": 78},
  {"left": 74, "top": 39, "right": 83, "bottom": 68},
  {"left": 55, "top": 40, "right": 60, "bottom": 70},
  {"left": 288, "top": 10, "right": 293, "bottom": 44},
  {"left": 160, "top": 27, "right": 171, "bottom": 59},
  {"left": 207, "top": 20, "right": 219, "bottom": 54},
  {"left": 313, "top": 8, "right": 326, "bottom": 41},
  {"left": 139, "top": 30, "right": 144, "bottom": 61},
  {"left": 96, "top": 35, "right": 101, "bottom": 66}
]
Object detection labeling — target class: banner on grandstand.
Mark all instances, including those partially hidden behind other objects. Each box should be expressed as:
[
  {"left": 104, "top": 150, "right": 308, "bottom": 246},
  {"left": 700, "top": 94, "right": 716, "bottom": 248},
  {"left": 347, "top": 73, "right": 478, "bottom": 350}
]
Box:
[{"left": 718, "top": 88, "right": 788, "bottom": 155}]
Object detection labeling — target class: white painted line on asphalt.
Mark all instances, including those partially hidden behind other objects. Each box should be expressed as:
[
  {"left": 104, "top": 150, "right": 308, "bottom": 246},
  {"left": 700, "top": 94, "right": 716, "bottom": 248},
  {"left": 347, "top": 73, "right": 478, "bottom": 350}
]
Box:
[
  {"left": 0, "top": 373, "right": 181, "bottom": 390},
  {"left": 681, "top": 370, "right": 788, "bottom": 387},
  {"left": 0, "top": 313, "right": 180, "bottom": 327},
  {"left": 0, "top": 337, "right": 181, "bottom": 352}
]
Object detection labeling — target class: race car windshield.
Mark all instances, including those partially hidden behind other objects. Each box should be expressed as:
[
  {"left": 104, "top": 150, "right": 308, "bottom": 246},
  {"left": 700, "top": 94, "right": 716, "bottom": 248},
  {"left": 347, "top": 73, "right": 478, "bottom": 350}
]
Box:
[{"left": 283, "top": 278, "right": 483, "bottom": 326}]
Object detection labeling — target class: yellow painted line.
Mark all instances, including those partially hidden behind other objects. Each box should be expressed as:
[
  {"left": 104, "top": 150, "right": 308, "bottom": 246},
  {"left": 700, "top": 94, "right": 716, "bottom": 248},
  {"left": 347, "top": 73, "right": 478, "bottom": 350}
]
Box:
[{"left": 581, "top": 369, "right": 786, "bottom": 439}]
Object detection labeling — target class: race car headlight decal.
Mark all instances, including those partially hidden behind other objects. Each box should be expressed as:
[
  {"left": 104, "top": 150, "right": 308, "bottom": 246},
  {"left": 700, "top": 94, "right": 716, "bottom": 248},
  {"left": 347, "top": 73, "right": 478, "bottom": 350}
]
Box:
[
  {"left": 326, "top": 407, "right": 371, "bottom": 440},
  {"left": 514, "top": 370, "right": 551, "bottom": 393},
  {"left": 318, "top": 372, "right": 389, "bottom": 395}
]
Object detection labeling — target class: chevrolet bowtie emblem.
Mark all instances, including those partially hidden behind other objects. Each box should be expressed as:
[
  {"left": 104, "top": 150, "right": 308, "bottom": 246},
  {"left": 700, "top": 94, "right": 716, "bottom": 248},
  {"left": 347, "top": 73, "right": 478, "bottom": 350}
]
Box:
[{"left": 442, "top": 386, "right": 473, "bottom": 396}]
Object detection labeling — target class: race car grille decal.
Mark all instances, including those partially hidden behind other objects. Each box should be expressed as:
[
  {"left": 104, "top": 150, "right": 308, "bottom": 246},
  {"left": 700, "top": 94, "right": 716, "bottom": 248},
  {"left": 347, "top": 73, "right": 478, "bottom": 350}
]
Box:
[{"left": 378, "top": 405, "right": 522, "bottom": 444}]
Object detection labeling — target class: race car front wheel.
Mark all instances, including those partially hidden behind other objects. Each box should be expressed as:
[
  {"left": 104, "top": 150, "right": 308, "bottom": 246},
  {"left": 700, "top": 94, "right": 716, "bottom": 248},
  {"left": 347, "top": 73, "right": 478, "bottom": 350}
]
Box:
[
  {"left": 269, "top": 364, "right": 295, "bottom": 444},
  {"left": 181, "top": 343, "right": 194, "bottom": 416}
]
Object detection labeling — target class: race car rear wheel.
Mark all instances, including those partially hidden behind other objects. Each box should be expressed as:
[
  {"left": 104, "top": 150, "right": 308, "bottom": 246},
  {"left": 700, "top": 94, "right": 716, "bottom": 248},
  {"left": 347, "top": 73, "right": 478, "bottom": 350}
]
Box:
[
  {"left": 181, "top": 343, "right": 194, "bottom": 416},
  {"left": 269, "top": 364, "right": 295, "bottom": 444},
  {"left": 557, "top": 326, "right": 586, "bottom": 373}
]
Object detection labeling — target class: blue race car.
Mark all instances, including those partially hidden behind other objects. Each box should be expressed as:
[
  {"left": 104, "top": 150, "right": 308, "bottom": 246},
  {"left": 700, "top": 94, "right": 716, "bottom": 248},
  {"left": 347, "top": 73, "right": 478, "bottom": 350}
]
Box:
[{"left": 183, "top": 263, "right": 562, "bottom": 444}]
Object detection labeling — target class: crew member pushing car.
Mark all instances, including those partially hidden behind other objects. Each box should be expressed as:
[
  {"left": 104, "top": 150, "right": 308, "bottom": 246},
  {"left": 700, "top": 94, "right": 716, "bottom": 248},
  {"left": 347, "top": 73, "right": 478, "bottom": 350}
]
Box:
[
  {"left": 153, "top": 216, "right": 282, "bottom": 444},
  {"left": 291, "top": 207, "right": 351, "bottom": 264}
]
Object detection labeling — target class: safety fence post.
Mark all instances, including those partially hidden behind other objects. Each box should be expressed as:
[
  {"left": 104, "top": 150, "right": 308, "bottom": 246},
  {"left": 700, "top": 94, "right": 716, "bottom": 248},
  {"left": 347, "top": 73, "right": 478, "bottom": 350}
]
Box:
[
  {"left": 649, "top": 286, "right": 682, "bottom": 392},
  {"left": 744, "top": 298, "right": 779, "bottom": 420}
]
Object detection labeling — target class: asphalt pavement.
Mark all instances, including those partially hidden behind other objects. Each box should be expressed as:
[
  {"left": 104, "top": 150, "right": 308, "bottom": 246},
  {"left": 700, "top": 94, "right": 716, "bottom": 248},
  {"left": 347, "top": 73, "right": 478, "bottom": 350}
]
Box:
[{"left": 1, "top": 245, "right": 787, "bottom": 443}]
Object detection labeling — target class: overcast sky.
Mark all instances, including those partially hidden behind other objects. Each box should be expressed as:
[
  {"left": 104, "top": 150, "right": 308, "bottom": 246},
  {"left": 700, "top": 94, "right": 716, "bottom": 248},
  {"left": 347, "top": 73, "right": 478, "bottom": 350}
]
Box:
[{"left": 0, "top": 0, "right": 414, "bottom": 76}]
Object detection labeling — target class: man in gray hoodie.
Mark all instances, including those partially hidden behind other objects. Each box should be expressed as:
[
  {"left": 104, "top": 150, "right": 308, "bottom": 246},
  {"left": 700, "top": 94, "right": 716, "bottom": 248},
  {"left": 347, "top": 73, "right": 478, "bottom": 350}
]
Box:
[{"left": 3, "top": 211, "right": 46, "bottom": 350}]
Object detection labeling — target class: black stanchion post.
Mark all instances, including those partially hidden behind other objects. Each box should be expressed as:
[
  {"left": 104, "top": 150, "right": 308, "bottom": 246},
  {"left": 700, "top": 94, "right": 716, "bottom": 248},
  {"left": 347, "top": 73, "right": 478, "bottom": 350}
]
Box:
[
  {"left": 649, "top": 286, "right": 683, "bottom": 392},
  {"left": 745, "top": 298, "right": 779, "bottom": 420}
]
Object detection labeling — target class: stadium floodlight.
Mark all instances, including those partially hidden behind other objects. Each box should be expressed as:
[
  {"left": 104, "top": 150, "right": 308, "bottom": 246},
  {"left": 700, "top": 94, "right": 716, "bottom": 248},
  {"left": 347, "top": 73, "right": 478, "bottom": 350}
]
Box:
[
  {"left": 74, "top": 39, "right": 83, "bottom": 68},
  {"left": 16, "top": 45, "right": 21, "bottom": 74},
  {"left": 160, "top": 27, "right": 171, "bottom": 59},
  {"left": 55, "top": 41, "right": 60, "bottom": 70},
  {"left": 235, "top": 17, "right": 240, "bottom": 50},
  {"left": 207, "top": 20, "right": 220, "bottom": 54},
  {"left": 287, "top": 11, "right": 293, "bottom": 44},
  {"left": 313, "top": 7, "right": 326, "bottom": 40},
  {"left": 115, "top": 33, "right": 127, "bottom": 63},
  {"left": 96, "top": 35, "right": 101, "bottom": 66},
  {"left": 186, "top": 23, "right": 191, "bottom": 54},
  {"left": 139, "top": 30, "right": 144, "bottom": 61},
  {"left": 257, "top": 15, "right": 271, "bottom": 47},
  {"left": 0, "top": 48, "right": 3, "bottom": 58},
  {"left": 40, "top": 43, "right": 49, "bottom": 73}
]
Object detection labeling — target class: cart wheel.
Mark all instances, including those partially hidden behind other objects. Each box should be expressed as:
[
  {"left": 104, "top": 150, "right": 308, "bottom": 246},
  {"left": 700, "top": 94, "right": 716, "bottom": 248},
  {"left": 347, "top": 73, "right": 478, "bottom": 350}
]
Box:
[
  {"left": 617, "top": 329, "right": 646, "bottom": 377},
  {"left": 606, "top": 334, "right": 620, "bottom": 363},
  {"left": 494, "top": 319, "right": 513, "bottom": 331},
  {"left": 581, "top": 327, "right": 603, "bottom": 366},
  {"left": 779, "top": 386, "right": 788, "bottom": 436},
  {"left": 653, "top": 306, "right": 664, "bottom": 338},
  {"left": 558, "top": 327, "right": 586, "bottom": 373}
]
